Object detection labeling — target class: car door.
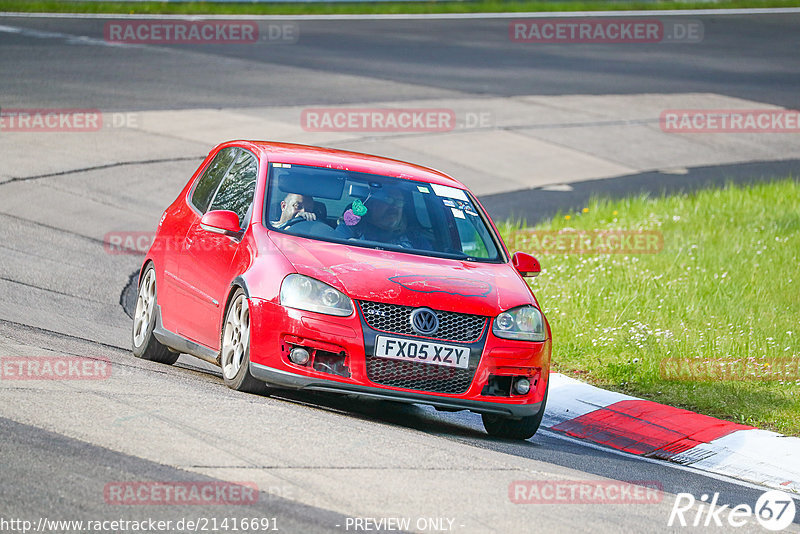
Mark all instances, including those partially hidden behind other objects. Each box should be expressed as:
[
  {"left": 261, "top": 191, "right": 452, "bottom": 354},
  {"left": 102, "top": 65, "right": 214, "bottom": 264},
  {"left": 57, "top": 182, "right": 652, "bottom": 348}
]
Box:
[
  {"left": 159, "top": 146, "right": 238, "bottom": 333},
  {"left": 175, "top": 148, "right": 259, "bottom": 348}
]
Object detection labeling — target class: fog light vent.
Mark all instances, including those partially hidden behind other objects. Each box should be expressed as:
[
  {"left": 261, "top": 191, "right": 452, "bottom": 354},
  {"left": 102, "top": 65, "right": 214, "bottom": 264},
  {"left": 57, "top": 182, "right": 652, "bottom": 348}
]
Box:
[
  {"left": 514, "top": 377, "right": 531, "bottom": 395},
  {"left": 289, "top": 347, "right": 311, "bottom": 365}
]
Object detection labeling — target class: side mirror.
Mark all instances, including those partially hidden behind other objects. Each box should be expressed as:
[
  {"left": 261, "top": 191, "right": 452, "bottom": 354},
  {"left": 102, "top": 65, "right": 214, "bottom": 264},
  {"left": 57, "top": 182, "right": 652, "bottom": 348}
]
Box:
[
  {"left": 512, "top": 251, "right": 540, "bottom": 278},
  {"left": 200, "top": 210, "right": 242, "bottom": 237}
]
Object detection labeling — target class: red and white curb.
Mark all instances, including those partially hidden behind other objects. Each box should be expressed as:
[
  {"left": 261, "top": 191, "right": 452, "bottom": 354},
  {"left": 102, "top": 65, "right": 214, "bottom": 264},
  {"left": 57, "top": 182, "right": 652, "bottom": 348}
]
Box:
[{"left": 544, "top": 373, "right": 800, "bottom": 493}]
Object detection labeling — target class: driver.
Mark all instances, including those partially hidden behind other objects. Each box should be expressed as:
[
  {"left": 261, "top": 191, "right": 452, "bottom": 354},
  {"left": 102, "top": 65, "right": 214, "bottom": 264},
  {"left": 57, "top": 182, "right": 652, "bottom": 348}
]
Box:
[{"left": 272, "top": 193, "right": 316, "bottom": 228}]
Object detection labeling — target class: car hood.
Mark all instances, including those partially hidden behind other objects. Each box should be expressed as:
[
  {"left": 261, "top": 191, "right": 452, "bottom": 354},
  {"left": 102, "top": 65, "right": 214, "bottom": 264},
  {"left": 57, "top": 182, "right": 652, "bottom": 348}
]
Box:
[{"left": 268, "top": 234, "right": 536, "bottom": 316}]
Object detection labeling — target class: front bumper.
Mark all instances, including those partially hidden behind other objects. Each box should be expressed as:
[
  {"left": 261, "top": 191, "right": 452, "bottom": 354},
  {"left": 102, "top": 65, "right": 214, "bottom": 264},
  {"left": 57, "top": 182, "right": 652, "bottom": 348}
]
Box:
[
  {"left": 248, "top": 297, "right": 551, "bottom": 418},
  {"left": 250, "top": 362, "right": 544, "bottom": 418}
]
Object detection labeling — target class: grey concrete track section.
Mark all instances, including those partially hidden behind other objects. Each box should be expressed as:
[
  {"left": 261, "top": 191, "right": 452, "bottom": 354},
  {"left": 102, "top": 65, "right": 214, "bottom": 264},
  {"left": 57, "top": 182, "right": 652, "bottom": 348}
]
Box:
[
  {"left": 2, "top": 12, "right": 799, "bottom": 109},
  {"left": 0, "top": 416, "right": 349, "bottom": 533},
  {"left": 2, "top": 13, "right": 799, "bottom": 198},
  {"left": 1, "top": 11, "right": 799, "bottom": 533}
]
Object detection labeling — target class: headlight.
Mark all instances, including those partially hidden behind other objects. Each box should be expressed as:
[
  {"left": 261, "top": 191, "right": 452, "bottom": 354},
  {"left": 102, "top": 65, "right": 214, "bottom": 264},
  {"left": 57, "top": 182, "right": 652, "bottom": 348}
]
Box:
[
  {"left": 493, "top": 305, "right": 546, "bottom": 341},
  {"left": 280, "top": 274, "right": 353, "bottom": 317}
]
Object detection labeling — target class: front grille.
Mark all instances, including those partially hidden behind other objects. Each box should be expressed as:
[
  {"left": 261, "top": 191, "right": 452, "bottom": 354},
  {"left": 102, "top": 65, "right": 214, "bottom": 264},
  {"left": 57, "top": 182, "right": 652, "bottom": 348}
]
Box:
[
  {"left": 359, "top": 301, "right": 486, "bottom": 342},
  {"left": 365, "top": 356, "right": 474, "bottom": 394}
]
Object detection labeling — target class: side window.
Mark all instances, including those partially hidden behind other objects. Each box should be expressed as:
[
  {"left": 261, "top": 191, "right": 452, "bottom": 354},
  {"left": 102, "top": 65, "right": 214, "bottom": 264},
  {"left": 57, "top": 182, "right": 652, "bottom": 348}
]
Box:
[
  {"left": 208, "top": 149, "right": 259, "bottom": 226},
  {"left": 455, "top": 218, "right": 489, "bottom": 258},
  {"left": 191, "top": 147, "right": 238, "bottom": 213}
]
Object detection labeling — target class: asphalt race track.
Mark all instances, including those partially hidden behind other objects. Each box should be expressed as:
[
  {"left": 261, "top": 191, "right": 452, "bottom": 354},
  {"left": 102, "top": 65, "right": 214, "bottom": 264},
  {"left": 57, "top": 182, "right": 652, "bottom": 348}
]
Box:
[{"left": 1, "top": 10, "right": 799, "bottom": 533}]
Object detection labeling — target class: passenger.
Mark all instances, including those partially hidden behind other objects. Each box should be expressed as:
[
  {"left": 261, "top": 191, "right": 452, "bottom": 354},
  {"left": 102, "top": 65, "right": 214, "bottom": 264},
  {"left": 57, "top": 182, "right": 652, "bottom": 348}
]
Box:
[{"left": 336, "top": 188, "right": 431, "bottom": 249}]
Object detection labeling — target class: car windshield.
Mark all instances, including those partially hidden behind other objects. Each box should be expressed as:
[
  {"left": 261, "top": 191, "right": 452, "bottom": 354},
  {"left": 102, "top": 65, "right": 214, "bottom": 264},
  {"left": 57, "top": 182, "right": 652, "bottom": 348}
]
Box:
[{"left": 265, "top": 163, "right": 502, "bottom": 262}]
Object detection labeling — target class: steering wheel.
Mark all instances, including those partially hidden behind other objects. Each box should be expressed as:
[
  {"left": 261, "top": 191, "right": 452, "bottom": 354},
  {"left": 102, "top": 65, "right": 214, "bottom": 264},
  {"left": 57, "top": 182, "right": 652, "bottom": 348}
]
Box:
[{"left": 280, "top": 216, "right": 310, "bottom": 229}]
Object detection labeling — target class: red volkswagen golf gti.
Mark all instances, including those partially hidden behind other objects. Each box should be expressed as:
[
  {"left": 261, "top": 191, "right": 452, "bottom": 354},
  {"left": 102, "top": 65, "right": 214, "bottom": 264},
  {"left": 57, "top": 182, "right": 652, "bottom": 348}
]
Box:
[{"left": 132, "top": 141, "right": 551, "bottom": 439}]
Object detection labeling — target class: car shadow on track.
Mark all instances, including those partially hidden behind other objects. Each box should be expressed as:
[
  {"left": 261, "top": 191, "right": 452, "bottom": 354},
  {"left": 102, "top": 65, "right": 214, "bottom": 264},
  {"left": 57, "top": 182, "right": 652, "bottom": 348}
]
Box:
[
  {"left": 267, "top": 388, "right": 500, "bottom": 440},
  {"left": 271, "top": 386, "right": 557, "bottom": 449}
]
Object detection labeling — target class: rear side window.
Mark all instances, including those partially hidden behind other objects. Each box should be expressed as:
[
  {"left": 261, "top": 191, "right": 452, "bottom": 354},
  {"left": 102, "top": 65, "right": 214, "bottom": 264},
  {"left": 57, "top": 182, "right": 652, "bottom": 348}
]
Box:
[
  {"left": 191, "top": 147, "right": 237, "bottom": 213},
  {"left": 208, "top": 150, "right": 259, "bottom": 225}
]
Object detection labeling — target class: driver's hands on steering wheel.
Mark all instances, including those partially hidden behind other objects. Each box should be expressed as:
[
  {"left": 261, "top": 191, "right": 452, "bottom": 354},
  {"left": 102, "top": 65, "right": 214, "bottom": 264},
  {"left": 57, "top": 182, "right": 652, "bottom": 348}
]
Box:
[
  {"left": 280, "top": 211, "right": 317, "bottom": 229},
  {"left": 295, "top": 211, "right": 316, "bottom": 222}
]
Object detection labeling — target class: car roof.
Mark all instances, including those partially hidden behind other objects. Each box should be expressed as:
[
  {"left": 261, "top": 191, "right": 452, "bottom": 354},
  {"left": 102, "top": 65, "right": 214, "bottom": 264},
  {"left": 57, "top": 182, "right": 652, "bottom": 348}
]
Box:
[{"left": 234, "top": 140, "right": 468, "bottom": 189}]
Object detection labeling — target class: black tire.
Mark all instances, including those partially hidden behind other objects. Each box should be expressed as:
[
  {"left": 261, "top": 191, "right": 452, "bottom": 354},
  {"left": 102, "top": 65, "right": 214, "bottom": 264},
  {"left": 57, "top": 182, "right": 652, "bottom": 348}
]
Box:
[
  {"left": 482, "top": 383, "right": 548, "bottom": 440},
  {"left": 220, "top": 289, "right": 265, "bottom": 394},
  {"left": 131, "top": 266, "right": 179, "bottom": 365}
]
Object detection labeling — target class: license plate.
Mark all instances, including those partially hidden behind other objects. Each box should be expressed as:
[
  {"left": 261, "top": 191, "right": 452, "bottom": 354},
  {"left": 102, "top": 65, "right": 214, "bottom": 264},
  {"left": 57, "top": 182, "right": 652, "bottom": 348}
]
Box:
[{"left": 374, "top": 336, "right": 470, "bottom": 369}]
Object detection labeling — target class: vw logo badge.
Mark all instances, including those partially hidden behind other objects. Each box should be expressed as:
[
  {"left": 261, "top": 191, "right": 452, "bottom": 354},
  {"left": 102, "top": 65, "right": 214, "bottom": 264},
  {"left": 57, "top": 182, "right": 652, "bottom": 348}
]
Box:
[{"left": 410, "top": 307, "right": 439, "bottom": 336}]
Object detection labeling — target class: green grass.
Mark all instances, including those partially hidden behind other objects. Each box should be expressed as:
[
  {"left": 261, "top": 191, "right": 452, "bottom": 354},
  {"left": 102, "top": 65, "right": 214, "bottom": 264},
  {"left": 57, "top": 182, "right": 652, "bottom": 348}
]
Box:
[
  {"left": 1, "top": 0, "right": 798, "bottom": 15},
  {"left": 499, "top": 179, "right": 800, "bottom": 435}
]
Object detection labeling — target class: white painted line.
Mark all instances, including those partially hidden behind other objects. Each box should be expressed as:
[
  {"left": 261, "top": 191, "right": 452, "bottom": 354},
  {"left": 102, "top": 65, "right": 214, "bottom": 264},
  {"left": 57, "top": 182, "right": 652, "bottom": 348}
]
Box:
[
  {"left": 672, "top": 429, "right": 800, "bottom": 493},
  {"left": 539, "top": 429, "right": 800, "bottom": 497},
  {"left": 1, "top": 8, "right": 799, "bottom": 21},
  {"left": 0, "top": 23, "right": 132, "bottom": 47}
]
